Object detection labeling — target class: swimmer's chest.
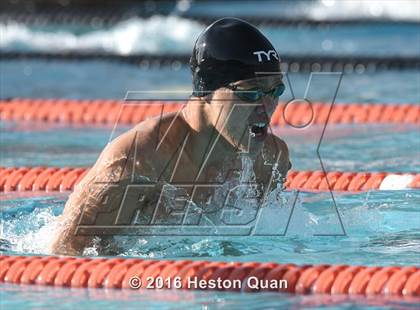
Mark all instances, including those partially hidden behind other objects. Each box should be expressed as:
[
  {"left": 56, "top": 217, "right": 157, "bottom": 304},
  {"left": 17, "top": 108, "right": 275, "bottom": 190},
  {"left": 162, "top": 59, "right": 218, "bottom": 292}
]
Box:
[{"left": 158, "top": 150, "right": 272, "bottom": 186}]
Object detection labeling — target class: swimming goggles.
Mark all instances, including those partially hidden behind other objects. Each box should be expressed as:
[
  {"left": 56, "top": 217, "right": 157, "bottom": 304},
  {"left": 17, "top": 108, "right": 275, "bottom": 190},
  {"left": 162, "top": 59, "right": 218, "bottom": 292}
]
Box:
[{"left": 226, "top": 82, "right": 285, "bottom": 102}]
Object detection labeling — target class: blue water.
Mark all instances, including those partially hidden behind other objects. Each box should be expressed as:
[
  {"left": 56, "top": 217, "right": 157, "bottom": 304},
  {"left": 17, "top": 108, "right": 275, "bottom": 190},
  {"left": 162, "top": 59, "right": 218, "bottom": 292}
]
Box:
[{"left": 1, "top": 1, "right": 420, "bottom": 309}]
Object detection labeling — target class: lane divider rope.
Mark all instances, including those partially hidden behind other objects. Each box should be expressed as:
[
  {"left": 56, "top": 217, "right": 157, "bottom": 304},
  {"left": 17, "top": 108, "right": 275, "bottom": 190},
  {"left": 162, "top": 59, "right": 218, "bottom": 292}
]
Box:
[
  {"left": 0, "top": 167, "right": 418, "bottom": 192},
  {"left": 1, "top": 52, "right": 419, "bottom": 72},
  {"left": 0, "top": 255, "right": 418, "bottom": 295},
  {"left": 1, "top": 99, "right": 419, "bottom": 126}
]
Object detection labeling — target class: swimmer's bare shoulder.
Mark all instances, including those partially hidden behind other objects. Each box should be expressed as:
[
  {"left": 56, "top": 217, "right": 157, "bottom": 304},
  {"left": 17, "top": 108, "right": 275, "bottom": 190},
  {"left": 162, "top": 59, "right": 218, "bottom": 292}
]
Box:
[{"left": 49, "top": 112, "right": 186, "bottom": 255}]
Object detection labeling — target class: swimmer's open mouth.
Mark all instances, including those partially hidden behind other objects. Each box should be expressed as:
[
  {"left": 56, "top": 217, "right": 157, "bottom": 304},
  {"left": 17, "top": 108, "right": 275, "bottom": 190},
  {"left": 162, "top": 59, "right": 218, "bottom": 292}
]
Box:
[{"left": 249, "top": 122, "right": 268, "bottom": 140}]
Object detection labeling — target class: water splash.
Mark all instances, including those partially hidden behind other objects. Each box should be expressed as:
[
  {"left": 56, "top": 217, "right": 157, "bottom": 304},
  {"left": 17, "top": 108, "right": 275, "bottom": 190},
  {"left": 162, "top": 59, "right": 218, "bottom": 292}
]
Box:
[
  {"left": 1, "top": 197, "right": 63, "bottom": 255},
  {"left": 0, "top": 16, "right": 203, "bottom": 54}
]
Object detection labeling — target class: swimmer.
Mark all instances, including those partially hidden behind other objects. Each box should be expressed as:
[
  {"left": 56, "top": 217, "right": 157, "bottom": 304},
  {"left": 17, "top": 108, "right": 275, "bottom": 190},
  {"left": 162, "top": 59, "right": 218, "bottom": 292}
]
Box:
[{"left": 50, "top": 17, "right": 291, "bottom": 255}]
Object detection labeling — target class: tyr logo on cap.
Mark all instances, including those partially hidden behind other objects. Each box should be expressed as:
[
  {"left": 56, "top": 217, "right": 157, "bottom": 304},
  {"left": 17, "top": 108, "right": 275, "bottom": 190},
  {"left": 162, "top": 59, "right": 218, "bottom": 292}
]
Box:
[{"left": 253, "top": 50, "right": 279, "bottom": 62}]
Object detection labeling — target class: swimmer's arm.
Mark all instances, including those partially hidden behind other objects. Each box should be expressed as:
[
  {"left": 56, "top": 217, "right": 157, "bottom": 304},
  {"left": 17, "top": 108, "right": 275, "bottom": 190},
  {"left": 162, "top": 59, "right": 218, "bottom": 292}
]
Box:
[
  {"left": 49, "top": 168, "right": 128, "bottom": 255},
  {"left": 49, "top": 148, "right": 126, "bottom": 255},
  {"left": 49, "top": 130, "right": 153, "bottom": 255}
]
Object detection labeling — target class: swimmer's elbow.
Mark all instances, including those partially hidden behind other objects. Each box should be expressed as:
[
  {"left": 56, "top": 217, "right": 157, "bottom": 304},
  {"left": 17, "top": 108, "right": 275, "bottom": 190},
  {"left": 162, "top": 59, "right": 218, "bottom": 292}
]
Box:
[
  {"left": 49, "top": 228, "right": 83, "bottom": 256},
  {"left": 49, "top": 210, "right": 90, "bottom": 256},
  {"left": 50, "top": 238, "right": 83, "bottom": 256}
]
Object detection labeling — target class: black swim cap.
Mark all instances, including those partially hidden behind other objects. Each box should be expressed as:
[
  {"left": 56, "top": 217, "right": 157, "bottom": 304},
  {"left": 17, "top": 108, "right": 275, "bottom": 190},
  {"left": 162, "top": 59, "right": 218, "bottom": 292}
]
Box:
[{"left": 190, "top": 17, "right": 281, "bottom": 97}]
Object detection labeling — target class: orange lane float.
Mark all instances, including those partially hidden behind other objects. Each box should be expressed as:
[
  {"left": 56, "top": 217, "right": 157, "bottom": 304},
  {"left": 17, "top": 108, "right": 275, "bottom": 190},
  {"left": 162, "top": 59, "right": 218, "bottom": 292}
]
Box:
[
  {"left": 0, "top": 98, "right": 418, "bottom": 126},
  {"left": 0, "top": 255, "right": 418, "bottom": 296},
  {"left": 0, "top": 167, "right": 418, "bottom": 192}
]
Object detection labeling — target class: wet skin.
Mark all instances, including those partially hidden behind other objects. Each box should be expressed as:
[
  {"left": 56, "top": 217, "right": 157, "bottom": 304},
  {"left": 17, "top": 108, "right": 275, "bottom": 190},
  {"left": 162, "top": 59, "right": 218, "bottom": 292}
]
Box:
[{"left": 50, "top": 76, "right": 291, "bottom": 255}]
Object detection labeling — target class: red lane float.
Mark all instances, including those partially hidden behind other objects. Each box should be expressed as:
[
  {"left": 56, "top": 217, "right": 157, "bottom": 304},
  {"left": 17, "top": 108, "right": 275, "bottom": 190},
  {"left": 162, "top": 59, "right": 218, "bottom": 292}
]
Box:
[
  {"left": 1, "top": 98, "right": 418, "bottom": 126},
  {"left": 0, "top": 255, "right": 418, "bottom": 296},
  {"left": 0, "top": 167, "right": 418, "bottom": 192}
]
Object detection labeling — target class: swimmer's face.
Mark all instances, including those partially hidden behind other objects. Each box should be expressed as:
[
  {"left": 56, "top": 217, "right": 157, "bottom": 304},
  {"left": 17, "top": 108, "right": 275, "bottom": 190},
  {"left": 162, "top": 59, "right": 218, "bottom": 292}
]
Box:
[{"left": 207, "top": 75, "right": 283, "bottom": 153}]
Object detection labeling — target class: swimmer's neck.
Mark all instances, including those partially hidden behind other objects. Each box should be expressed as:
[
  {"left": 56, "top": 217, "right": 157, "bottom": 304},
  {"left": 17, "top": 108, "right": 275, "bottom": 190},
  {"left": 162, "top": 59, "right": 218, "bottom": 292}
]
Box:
[
  {"left": 182, "top": 98, "right": 212, "bottom": 133},
  {"left": 181, "top": 98, "right": 240, "bottom": 164}
]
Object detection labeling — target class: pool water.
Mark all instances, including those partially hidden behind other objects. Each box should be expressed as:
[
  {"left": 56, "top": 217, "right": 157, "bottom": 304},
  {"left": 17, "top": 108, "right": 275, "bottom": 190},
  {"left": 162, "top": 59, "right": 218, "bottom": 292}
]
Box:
[{"left": 1, "top": 1, "right": 419, "bottom": 309}]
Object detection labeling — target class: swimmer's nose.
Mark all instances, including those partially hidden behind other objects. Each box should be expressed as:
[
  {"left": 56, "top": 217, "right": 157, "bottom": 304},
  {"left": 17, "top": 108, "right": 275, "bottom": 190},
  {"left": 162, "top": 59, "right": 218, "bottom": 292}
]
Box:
[
  {"left": 255, "top": 105, "right": 266, "bottom": 115},
  {"left": 255, "top": 98, "right": 276, "bottom": 116}
]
